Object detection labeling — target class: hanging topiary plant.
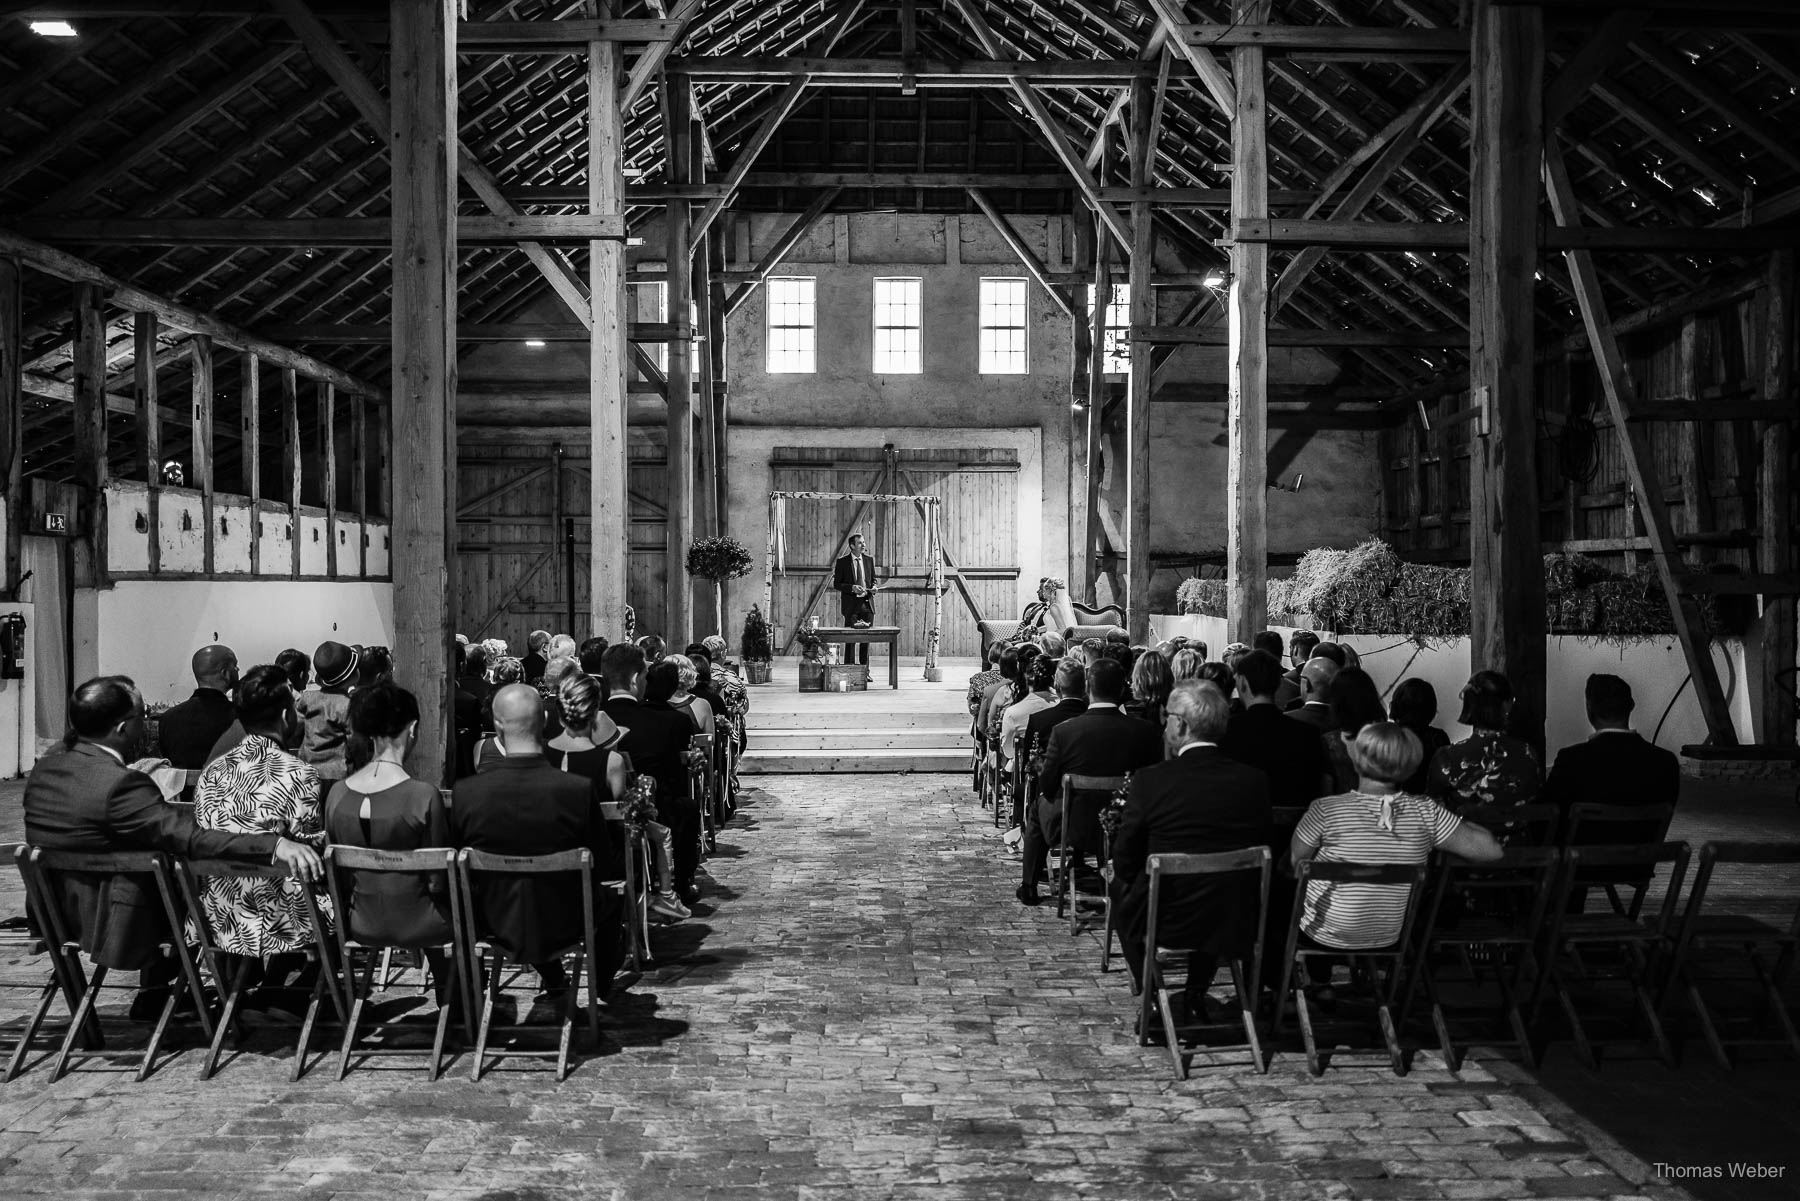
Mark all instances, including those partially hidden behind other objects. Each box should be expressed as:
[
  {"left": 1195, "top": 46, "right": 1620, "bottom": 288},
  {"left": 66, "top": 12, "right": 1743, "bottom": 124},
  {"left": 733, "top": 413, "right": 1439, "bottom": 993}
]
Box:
[{"left": 685, "top": 536, "right": 754, "bottom": 582}]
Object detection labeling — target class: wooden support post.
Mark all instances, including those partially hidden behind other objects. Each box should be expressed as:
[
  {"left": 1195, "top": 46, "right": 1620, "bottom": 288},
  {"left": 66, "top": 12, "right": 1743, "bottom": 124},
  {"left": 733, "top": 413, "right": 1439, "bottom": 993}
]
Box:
[
  {"left": 692, "top": 112, "right": 720, "bottom": 634},
  {"left": 349, "top": 392, "right": 367, "bottom": 575},
  {"left": 1069, "top": 209, "right": 1092, "bottom": 588},
  {"left": 1468, "top": 1, "right": 1548, "bottom": 748},
  {"left": 1759, "top": 249, "right": 1796, "bottom": 744},
  {"left": 389, "top": 0, "right": 458, "bottom": 780},
  {"left": 590, "top": 27, "right": 630, "bottom": 640},
  {"left": 136, "top": 311, "right": 162, "bottom": 575},
  {"left": 708, "top": 228, "right": 729, "bottom": 551},
  {"left": 1124, "top": 72, "right": 1156, "bottom": 642},
  {"left": 664, "top": 80, "right": 695, "bottom": 647},
  {"left": 320, "top": 382, "right": 337, "bottom": 578},
  {"left": 1228, "top": 4, "right": 1269, "bottom": 643},
  {"left": 192, "top": 335, "right": 215, "bottom": 575},
  {"left": 0, "top": 256, "right": 19, "bottom": 598},
  {"left": 281, "top": 367, "right": 301, "bottom": 579},
  {"left": 1085, "top": 218, "right": 1111, "bottom": 601},
  {"left": 240, "top": 352, "right": 260, "bottom": 576},
  {"left": 72, "top": 282, "right": 108, "bottom": 589}
]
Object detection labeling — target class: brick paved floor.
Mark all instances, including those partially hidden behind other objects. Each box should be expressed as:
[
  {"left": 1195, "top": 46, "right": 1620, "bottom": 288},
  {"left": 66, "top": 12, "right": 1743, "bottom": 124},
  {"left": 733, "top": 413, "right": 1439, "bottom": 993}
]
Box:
[{"left": 0, "top": 775, "right": 1691, "bottom": 1201}]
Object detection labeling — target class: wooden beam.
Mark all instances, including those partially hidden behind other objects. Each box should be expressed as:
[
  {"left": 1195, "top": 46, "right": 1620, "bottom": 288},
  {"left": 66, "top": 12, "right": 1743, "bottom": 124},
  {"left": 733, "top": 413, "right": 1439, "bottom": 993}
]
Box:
[
  {"left": 192, "top": 335, "right": 215, "bottom": 574},
  {"left": 737, "top": 171, "right": 1071, "bottom": 190},
  {"left": 1468, "top": 0, "right": 1548, "bottom": 748},
  {"left": 11, "top": 215, "right": 626, "bottom": 245},
  {"left": 620, "top": 0, "right": 703, "bottom": 111},
  {"left": 1542, "top": 226, "right": 1800, "bottom": 252},
  {"left": 723, "top": 187, "right": 841, "bottom": 317},
  {"left": 667, "top": 56, "right": 1199, "bottom": 85},
  {"left": 241, "top": 351, "right": 259, "bottom": 576},
  {"left": 590, "top": 23, "right": 629, "bottom": 639},
  {"left": 134, "top": 311, "right": 162, "bottom": 575},
  {"left": 0, "top": 256, "right": 20, "bottom": 597},
  {"left": 0, "top": 228, "right": 381, "bottom": 398},
  {"left": 1134, "top": 325, "right": 1468, "bottom": 348},
  {"left": 1085, "top": 215, "right": 1111, "bottom": 601},
  {"left": 71, "top": 281, "right": 107, "bottom": 589},
  {"left": 1759, "top": 249, "right": 1796, "bottom": 744},
  {"left": 388, "top": 0, "right": 458, "bottom": 781},
  {"left": 454, "top": 17, "right": 679, "bottom": 48},
  {"left": 665, "top": 79, "right": 695, "bottom": 647},
  {"left": 1231, "top": 219, "right": 1469, "bottom": 249},
  {"left": 967, "top": 188, "right": 1075, "bottom": 320},
  {"left": 320, "top": 382, "right": 337, "bottom": 578},
  {"left": 1180, "top": 23, "right": 1467, "bottom": 56},
  {"left": 1228, "top": 0, "right": 1270, "bottom": 644},
  {"left": 1125, "top": 69, "right": 1157, "bottom": 643},
  {"left": 251, "top": 321, "right": 690, "bottom": 343},
  {"left": 1544, "top": 8, "right": 1653, "bottom": 125},
  {"left": 281, "top": 368, "right": 301, "bottom": 578},
  {"left": 1143, "top": 0, "right": 1236, "bottom": 114},
  {"left": 1545, "top": 135, "right": 1738, "bottom": 745}
]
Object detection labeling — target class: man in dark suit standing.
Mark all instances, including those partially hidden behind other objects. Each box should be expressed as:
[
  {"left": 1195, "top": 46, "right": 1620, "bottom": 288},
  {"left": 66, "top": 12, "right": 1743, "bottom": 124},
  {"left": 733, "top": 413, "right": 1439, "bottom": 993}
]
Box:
[
  {"left": 157, "top": 643, "right": 239, "bottom": 769},
  {"left": 451, "top": 683, "right": 621, "bottom": 996},
  {"left": 1019, "top": 658, "right": 1162, "bottom": 905},
  {"left": 601, "top": 643, "right": 703, "bottom": 906},
  {"left": 831, "top": 532, "right": 878, "bottom": 666},
  {"left": 1111, "top": 681, "right": 1272, "bottom": 1019},
  {"left": 1223, "top": 650, "right": 1328, "bottom": 809},
  {"left": 25, "top": 676, "right": 321, "bottom": 1016},
  {"left": 1542, "top": 674, "right": 1681, "bottom": 843}
]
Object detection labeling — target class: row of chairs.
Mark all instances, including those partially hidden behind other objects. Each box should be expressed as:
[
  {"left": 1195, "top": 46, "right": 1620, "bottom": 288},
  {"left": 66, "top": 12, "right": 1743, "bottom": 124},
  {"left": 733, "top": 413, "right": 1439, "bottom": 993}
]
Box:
[{"left": 1, "top": 841, "right": 619, "bottom": 1083}]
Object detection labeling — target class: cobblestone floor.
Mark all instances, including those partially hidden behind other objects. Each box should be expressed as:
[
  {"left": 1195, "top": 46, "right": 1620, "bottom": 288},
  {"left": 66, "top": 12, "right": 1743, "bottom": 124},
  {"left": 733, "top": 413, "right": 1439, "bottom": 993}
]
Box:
[{"left": 0, "top": 774, "right": 1689, "bottom": 1201}]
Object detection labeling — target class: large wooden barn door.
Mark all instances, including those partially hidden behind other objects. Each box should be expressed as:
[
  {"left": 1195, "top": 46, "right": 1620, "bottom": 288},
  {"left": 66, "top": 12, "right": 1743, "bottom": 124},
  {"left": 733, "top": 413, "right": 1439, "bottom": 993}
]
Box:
[
  {"left": 455, "top": 438, "right": 663, "bottom": 644},
  {"left": 770, "top": 446, "right": 1019, "bottom": 657}
]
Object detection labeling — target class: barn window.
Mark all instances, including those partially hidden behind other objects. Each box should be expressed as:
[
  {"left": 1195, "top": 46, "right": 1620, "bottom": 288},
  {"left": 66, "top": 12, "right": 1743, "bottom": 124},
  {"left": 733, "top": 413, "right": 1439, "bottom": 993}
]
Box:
[
  {"left": 1086, "top": 283, "right": 1131, "bottom": 374},
  {"left": 978, "top": 278, "right": 1029, "bottom": 374},
  {"left": 765, "top": 276, "right": 817, "bottom": 373},
  {"left": 872, "top": 277, "right": 923, "bottom": 374}
]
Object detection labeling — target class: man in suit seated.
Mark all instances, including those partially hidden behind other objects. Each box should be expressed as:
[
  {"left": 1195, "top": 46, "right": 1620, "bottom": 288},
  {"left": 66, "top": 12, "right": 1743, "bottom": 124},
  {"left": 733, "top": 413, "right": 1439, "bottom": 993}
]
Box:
[
  {"left": 1019, "top": 658, "right": 1162, "bottom": 906},
  {"left": 832, "top": 531, "right": 879, "bottom": 665},
  {"left": 24, "top": 675, "right": 321, "bottom": 1018},
  {"left": 450, "top": 684, "right": 622, "bottom": 997},
  {"left": 601, "top": 643, "right": 703, "bottom": 907},
  {"left": 1273, "top": 630, "right": 1319, "bottom": 710},
  {"left": 1284, "top": 657, "right": 1340, "bottom": 731},
  {"left": 1111, "top": 681, "right": 1272, "bottom": 1022},
  {"left": 157, "top": 644, "right": 239, "bottom": 769},
  {"left": 1224, "top": 650, "right": 1328, "bottom": 810}
]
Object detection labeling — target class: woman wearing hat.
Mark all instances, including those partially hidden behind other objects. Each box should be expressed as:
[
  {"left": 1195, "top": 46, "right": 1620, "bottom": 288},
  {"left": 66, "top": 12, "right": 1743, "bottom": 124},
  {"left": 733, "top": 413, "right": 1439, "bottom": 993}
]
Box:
[{"left": 297, "top": 640, "right": 359, "bottom": 802}]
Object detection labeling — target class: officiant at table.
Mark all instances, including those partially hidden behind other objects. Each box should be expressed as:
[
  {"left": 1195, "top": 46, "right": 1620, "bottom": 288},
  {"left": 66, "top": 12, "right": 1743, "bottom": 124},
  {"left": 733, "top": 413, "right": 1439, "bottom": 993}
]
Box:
[{"left": 831, "top": 532, "right": 879, "bottom": 666}]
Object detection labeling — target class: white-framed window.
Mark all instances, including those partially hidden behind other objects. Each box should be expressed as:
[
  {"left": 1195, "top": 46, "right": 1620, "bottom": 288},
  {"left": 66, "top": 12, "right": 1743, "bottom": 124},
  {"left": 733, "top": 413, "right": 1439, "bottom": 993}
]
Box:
[
  {"left": 978, "top": 277, "right": 1029, "bottom": 374},
  {"left": 634, "top": 281, "right": 668, "bottom": 373},
  {"left": 1086, "top": 282, "right": 1131, "bottom": 374},
  {"left": 765, "top": 276, "right": 817, "bottom": 373},
  {"left": 872, "top": 276, "right": 923, "bottom": 374}
]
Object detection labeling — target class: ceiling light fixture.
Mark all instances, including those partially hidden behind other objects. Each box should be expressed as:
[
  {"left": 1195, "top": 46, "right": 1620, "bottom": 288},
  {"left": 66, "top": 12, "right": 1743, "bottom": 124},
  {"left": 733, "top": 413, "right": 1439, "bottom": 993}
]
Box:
[
  {"left": 30, "top": 19, "right": 78, "bottom": 36},
  {"left": 1202, "top": 269, "right": 1230, "bottom": 290},
  {"left": 524, "top": 339, "right": 547, "bottom": 348}
]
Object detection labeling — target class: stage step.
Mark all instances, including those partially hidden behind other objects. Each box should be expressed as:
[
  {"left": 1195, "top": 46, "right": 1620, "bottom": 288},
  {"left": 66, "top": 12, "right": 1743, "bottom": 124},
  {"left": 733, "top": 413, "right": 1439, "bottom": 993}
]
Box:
[
  {"left": 756, "top": 726, "right": 973, "bottom": 752},
  {"left": 746, "top": 706, "right": 967, "bottom": 731},
  {"left": 739, "top": 747, "right": 970, "bottom": 774}
]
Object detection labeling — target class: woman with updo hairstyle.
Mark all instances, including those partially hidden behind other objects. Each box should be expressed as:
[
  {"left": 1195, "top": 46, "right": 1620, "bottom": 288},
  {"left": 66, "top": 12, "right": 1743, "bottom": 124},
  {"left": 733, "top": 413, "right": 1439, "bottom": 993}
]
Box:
[
  {"left": 323, "top": 682, "right": 458, "bottom": 1000},
  {"left": 1169, "top": 647, "right": 1205, "bottom": 684},
  {"left": 543, "top": 671, "right": 628, "bottom": 803}
]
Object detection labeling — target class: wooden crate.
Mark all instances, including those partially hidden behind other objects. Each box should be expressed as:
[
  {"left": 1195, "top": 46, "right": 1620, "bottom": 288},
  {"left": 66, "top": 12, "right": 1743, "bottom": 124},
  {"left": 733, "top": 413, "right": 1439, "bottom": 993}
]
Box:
[{"left": 798, "top": 662, "right": 869, "bottom": 692}]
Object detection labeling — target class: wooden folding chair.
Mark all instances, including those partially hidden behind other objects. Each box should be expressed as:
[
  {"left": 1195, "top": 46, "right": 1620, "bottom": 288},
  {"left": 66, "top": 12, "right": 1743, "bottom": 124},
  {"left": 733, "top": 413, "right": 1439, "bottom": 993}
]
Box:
[
  {"left": 318, "top": 846, "right": 471, "bottom": 1081},
  {"left": 598, "top": 801, "right": 651, "bottom": 973},
  {"left": 1459, "top": 802, "right": 1560, "bottom": 848},
  {"left": 172, "top": 858, "right": 346, "bottom": 1080},
  {"left": 22, "top": 847, "right": 213, "bottom": 1081},
  {"left": 2, "top": 843, "right": 96, "bottom": 1081},
  {"left": 1138, "top": 847, "right": 1272, "bottom": 1079},
  {"left": 1563, "top": 803, "right": 1677, "bottom": 917},
  {"left": 688, "top": 733, "right": 717, "bottom": 856},
  {"left": 1402, "top": 846, "right": 1560, "bottom": 1070},
  {"left": 1273, "top": 860, "right": 1429, "bottom": 1076},
  {"left": 1659, "top": 840, "right": 1800, "bottom": 1069},
  {"left": 1054, "top": 774, "right": 1123, "bottom": 932},
  {"left": 457, "top": 848, "right": 604, "bottom": 1081},
  {"left": 1537, "top": 841, "right": 1689, "bottom": 1069}
]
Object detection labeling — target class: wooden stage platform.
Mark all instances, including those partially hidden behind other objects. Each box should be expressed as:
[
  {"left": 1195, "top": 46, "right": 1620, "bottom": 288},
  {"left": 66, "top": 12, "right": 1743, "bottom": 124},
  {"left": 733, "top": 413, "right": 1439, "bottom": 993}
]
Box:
[{"left": 739, "top": 656, "right": 976, "bottom": 774}]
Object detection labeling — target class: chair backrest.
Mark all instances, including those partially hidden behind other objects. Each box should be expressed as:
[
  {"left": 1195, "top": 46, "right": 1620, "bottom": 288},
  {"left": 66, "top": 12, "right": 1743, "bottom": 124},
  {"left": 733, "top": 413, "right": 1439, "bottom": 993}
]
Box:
[
  {"left": 25, "top": 847, "right": 184, "bottom": 958},
  {"left": 454, "top": 848, "right": 596, "bottom": 962},
  {"left": 1558, "top": 840, "right": 1691, "bottom": 934},
  {"left": 1289, "top": 859, "right": 1430, "bottom": 956},
  {"left": 1460, "top": 802, "right": 1559, "bottom": 846},
  {"left": 1564, "top": 803, "right": 1675, "bottom": 846},
  {"left": 173, "top": 858, "right": 313, "bottom": 957},
  {"left": 1147, "top": 847, "right": 1272, "bottom": 995},
  {"left": 1062, "top": 774, "right": 1128, "bottom": 851},
  {"left": 320, "top": 845, "right": 460, "bottom": 955},
  {"left": 1674, "top": 840, "right": 1800, "bottom": 951},
  {"left": 1419, "top": 845, "right": 1562, "bottom": 944}
]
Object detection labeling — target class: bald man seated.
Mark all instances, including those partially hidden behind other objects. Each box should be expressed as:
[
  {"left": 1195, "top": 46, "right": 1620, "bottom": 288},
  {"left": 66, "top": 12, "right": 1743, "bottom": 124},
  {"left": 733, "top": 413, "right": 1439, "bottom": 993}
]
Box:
[
  {"left": 450, "top": 684, "right": 623, "bottom": 995},
  {"left": 1284, "top": 657, "right": 1341, "bottom": 732},
  {"left": 157, "top": 644, "right": 240, "bottom": 769}
]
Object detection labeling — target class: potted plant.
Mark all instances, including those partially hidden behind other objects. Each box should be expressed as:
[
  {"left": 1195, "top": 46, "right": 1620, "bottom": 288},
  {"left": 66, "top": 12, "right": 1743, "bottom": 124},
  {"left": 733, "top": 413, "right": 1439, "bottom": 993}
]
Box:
[
  {"left": 740, "top": 605, "right": 774, "bottom": 685},
  {"left": 685, "top": 536, "right": 754, "bottom": 636}
]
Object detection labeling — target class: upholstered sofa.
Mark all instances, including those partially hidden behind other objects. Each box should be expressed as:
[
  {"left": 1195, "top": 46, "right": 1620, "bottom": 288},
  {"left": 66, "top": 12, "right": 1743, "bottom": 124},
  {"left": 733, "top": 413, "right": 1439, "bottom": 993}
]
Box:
[{"left": 977, "top": 580, "right": 1127, "bottom": 651}]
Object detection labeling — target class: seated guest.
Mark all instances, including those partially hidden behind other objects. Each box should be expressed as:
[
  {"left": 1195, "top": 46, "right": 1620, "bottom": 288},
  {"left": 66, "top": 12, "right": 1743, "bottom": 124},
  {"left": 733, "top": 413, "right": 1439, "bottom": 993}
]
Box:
[
  {"left": 1197, "top": 662, "right": 1239, "bottom": 714},
  {"left": 522, "top": 630, "right": 552, "bottom": 685},
  {"left": 460, "top": 643, "right": 494, "bottom": 712},
  {"left": 1389, "top": 679, "right": 1450, "bottom": 794},
  {"left": 999, "top": 653, "right": 1058, "bottom": 768},
  {"left": 1223, "top": 650, "right": 1327, "bottom": 810},
  {"left": 1252, "top": 630, "right": 1284, "bottom": 662},
  {"left": 451, "top": 685, "right": 621, "bottom": 996},
  {"left": 491, "top": 656, "right": 524, "bottom": 687},
  {"left": 539, "top": 655, "right": 579, "bottom": 740},
  {"left": 324, "top": 682, "right": 458, "bottom": 1005},
  {"left": 1541, "top": 673, "right": 1680, "bottom": 844},
  {"left": 1321, "top": 668, "right": 1387, "bottom": 793},
  {"left": 297, "top": 640, "right": 360, "bottom": 800},
  {"left": 26, "top": 676, "right": 321, "bottom": 1018},
  {"left": 1311, "top": 642, "right": 1349, "bottom": 669},
  {"left": 550, "top": 634, "right": 578, "bottom": 663},
  {"left": 1285, "top": 657, "right": 1340, "bottom": 731},
  {"left": 1022, "top": 659, "right": 1088, "bottom": 766},
  {"left": 1426, "top": 670, "right": 1540, "bottom": 813},
  {"left": 1274, "top": 630, "right": 1321, "bottom": 709},
  {"left": 195, "top": 666, "right": 327, "bottom": 1000},
  {"left": 1020, "top": 659, "right": 1163, "bottom": 906},
  {"left": 578, "top": 636, "right": 610, "bottom": 676},
  {"left": 1168, "top": 647, "right": 1204, "bottom": 684},
  {"left": 1111, "top": 682, "right": 1271, "bottom": 1018},
  {"left": 357, "top": 646, "right": 394, "bottom": 687},
  {"left": 276, "top": 648, "right": 312, "bottom": 693},
  {"left": 1125, "top": 649, "right": 1173, "bottom": 727},
  {"left": 986, "top": 645, "right": 1040, "bottom": 747},
  {"left": 158, "top": 644, "right": 240, "bottom": 769},
  {"left": 453, "top": 644, "right": 483, "bottom": 778},
  {"left": 698, "top": 635, "right": 749, "bottom": 752},
  {"left": 655, "top": 655, "right": 714, "bottom": 740},
  {"left": 636, "top": 634, "right": 666, "bottom": 664},
  {"left": 977, "top": 645, "right": 1024, "bottom": 745},
  {"left": 1292, "top": 723, "right": 1501, "bottom": 950},
  {"left": 1036, "top": 631, "right": 1067, "bottom": 659},
  {"left": 966, "top": 642, "right": 1006, "bottom": 719},
  {"left": 603, "top": 644, "right": 703, "bottom": 907}
]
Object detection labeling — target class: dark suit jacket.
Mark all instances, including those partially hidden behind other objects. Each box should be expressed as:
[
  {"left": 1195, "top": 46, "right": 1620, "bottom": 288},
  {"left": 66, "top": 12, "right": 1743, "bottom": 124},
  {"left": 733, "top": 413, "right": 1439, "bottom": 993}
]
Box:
[
  {"left": 449, "top": 753, "right": 605, "bottom": 964},
  {"left": 1110, "top": 746, "right": 1273, "bottom": 958},
  {"left": 1024, "top": 697, "right": 1088, "bottom": 756},
  {"left": 1286, "top": 702, "right": 1336, "bottom": 732},
  {"left": 1223, "top": 703, "right": 1329, "bottom": 809},
  {"left": 603, "top": 695, "right": 694, "bottom": 803},
  {"left": 522, "top": 651, "right": 548, "bottom": 685},
  {"left": 23, "top": 742, "right": 279, "bottom": 968},
  {"left": 831, "top": 552, "right": 878, "bottom": 622},
  {"left": 156, "top": 688, "right": 237, "bottom": 769},
  {"left": 1541, "top": 730, "right": 1680, "bottom": 846},
  {"left": 1037, "top": 704, "right": 1163, "bottom": 815},
  {"left": 1274, "top": 670, "right": 1302, "bottom": 711}
]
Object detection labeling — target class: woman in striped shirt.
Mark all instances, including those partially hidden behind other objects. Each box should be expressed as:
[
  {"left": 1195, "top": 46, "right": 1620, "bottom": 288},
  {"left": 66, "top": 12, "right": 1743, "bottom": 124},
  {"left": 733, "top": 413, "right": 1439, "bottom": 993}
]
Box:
[{"left": 1292, "top": 722, "right": 1502, "bottom": 951}]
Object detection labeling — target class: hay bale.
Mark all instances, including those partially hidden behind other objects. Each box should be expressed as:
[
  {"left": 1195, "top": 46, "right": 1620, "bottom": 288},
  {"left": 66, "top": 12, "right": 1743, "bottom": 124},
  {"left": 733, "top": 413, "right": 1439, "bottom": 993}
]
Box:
[
  {"left": 1543, "top": 552, "right": 1619, "bottom": 596},
  {"left": 1176, "top": 576, "right": 1228, "bottom": 617}
]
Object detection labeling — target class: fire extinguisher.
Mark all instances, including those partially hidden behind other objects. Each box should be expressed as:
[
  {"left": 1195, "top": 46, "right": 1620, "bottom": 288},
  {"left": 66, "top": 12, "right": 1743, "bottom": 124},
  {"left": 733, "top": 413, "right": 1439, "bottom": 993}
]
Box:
[{"left": 0, "top": 613, "right": 25, "bottom": 680}]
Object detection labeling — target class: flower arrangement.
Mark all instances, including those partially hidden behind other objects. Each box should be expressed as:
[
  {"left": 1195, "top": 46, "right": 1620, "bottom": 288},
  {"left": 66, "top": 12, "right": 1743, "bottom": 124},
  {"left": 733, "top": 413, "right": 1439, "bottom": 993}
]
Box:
[
  {"left": 623, "top": 603, "right": 636, "bottom": 643},
  {"left": 795, "top": 625, "right": 829, "bottom": 662},
  {"left": 740, "top": 605, "right": 773, "bottom": 663},
  {"left": 621, "top": 773, "right": 658, "bottom": 826},
  {"left": 685, "top": 536, "right": 753, "bottom": 581}
]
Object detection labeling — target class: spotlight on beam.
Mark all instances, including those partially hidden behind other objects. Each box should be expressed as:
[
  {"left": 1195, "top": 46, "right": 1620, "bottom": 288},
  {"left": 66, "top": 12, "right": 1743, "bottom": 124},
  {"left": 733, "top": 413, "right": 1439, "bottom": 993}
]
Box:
[
  {"left": 30, "top": 19, "right": 78, "bottom": 36},
  {"left": 1202, "top": 269, "right": 1230, "bottom": 290},
  {"left": 524, "top": 340, "right": 547, "bottom": 348}
]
